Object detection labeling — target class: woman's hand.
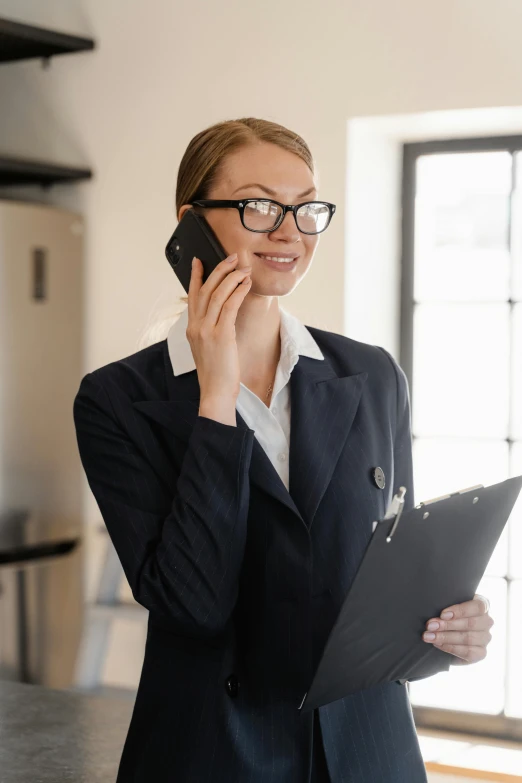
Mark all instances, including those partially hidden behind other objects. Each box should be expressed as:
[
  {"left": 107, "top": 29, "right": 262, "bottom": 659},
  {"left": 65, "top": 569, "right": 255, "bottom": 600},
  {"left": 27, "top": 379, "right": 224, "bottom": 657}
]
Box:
[
  {"left": 422, "top": 594, "right": 494, "bottom": 664},
  {"left": 187, "top": 252, "right": 252, "bottom": 408}
]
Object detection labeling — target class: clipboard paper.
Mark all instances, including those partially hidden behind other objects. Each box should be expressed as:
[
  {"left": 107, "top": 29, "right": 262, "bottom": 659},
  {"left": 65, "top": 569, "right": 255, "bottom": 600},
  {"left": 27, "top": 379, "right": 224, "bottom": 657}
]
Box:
[{"left": 299, "top": 474, "right": 522, "bottom": 713}]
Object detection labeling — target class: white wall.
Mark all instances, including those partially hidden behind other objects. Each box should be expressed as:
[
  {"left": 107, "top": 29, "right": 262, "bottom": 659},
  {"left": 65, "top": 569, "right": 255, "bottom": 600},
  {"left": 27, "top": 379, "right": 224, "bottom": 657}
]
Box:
[
  {"left": 2, "top": 0, "right": 522, "bottom": 691},
  {"left": 3, "top": 0, "right": 522, "bottom": 366}
]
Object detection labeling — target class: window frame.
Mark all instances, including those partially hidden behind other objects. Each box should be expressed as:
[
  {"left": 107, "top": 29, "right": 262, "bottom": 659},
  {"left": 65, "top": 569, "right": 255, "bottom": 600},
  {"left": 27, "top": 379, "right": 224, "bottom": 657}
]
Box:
[{"left": 401, "top": 135, "right": 522, "bottom": 743}]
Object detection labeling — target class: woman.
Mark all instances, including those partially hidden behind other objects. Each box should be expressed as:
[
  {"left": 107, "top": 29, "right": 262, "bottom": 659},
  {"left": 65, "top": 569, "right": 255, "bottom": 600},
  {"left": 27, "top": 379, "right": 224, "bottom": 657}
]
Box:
[{"left": 73, "top": 117, "right": 494, "bottom": 782}]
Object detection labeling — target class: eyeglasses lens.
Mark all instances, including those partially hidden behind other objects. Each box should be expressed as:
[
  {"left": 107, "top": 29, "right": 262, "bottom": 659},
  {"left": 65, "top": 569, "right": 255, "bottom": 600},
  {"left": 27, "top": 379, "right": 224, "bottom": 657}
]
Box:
[{"left": 243, "top": 201, "right": 329, "bottom": 233}]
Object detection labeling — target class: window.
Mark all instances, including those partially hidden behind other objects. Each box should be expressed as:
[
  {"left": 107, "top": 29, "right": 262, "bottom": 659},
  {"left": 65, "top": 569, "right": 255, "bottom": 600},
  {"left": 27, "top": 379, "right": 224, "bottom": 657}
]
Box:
[{"left": 401, "top": 137, "right": 522, "bottom": 742}]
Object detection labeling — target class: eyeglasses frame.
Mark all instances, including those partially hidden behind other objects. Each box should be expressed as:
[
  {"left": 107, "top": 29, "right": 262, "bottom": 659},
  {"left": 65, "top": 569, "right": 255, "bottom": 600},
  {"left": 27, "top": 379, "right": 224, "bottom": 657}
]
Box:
[{"left": 191, "top": 198, "right": 336, "bottom": 235}]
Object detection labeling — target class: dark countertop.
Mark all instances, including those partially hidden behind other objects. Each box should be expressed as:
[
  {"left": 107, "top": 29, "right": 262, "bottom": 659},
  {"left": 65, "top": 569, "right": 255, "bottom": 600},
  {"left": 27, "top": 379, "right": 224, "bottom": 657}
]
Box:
[
  {"left": 0, "top": 680, "right": 135, "bottom": 782},
  {"left": 0, "top": 509, "right": 80, "bottom": 565}
]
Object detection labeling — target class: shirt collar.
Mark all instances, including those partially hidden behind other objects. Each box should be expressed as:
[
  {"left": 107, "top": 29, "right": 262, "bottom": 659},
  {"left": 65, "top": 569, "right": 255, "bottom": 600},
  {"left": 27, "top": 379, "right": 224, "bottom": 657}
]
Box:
[{"left": 167, "top": 304, "right": 324, "bottom": 377}]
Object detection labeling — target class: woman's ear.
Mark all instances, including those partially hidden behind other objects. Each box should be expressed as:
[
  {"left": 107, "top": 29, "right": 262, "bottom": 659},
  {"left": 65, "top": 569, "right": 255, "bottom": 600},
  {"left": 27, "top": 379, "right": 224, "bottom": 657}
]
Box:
[{"left": 177, "top": 204, "right": 193, "bottom": 222}]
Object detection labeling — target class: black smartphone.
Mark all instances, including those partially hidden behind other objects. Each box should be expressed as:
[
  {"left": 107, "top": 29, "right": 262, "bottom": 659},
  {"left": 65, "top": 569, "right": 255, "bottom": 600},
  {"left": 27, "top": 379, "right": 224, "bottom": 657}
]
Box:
[{"left": 165, "top": 209, "right": 228, "bottom": 293}]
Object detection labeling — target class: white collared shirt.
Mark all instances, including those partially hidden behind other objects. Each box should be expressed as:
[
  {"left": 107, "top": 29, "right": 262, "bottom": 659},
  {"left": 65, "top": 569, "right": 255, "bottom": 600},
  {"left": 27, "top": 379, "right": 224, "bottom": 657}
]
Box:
[{"left": 167, "top": 305, "right": 325, "bottom": 491}]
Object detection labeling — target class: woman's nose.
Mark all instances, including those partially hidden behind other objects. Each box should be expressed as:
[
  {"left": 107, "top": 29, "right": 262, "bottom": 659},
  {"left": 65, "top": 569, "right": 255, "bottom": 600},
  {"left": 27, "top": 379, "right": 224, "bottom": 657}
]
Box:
[{"left": 271, "top": 210, "right": 301, "bottom": 242}]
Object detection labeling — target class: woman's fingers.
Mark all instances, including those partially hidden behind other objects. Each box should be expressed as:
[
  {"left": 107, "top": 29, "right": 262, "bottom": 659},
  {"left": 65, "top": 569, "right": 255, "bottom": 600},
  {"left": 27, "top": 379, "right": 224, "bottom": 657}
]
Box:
[
  {"left": 185, "top": 252, "right": 252, "bottom": 404},
  {"left": 421, "top": 594, "right": 494, "bottom": 664},
  {"left": 423, "top": 613, "right": 494, "bottom": 633},
  {"left": 423, "top": 629, "right": 492, "bottom": 646}
]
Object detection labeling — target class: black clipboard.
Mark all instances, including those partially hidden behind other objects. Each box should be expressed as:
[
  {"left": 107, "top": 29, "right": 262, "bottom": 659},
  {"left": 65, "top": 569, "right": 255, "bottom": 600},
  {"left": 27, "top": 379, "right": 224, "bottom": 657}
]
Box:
[{"left": 298, "top": 473, "right": 522, "bottom": 713}]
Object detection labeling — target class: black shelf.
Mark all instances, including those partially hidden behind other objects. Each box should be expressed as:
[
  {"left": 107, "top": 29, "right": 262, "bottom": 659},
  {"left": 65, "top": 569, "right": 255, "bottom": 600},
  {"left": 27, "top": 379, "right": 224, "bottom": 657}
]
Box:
[
  {"left": 0, "top": 154, "right": 92, "bottom": 187},
  {"left": 0, "top": 17, "right": 95, "bottom": 64}
]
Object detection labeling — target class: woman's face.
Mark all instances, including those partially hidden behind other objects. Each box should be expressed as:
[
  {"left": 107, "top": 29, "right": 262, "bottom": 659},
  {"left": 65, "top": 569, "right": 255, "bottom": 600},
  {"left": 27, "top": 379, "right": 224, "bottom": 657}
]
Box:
[{"left": 178, "top": 142, "right": 321, "bottom": 297}]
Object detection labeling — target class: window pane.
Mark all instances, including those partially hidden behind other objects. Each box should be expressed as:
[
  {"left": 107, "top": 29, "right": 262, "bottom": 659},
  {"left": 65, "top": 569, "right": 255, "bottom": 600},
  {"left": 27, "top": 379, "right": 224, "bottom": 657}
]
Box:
[
  {"left": 415, "top": 152, "right": 512, "bottom": 302},
  {"left": 512, "top": 304, "right": 522, "bottom": 440},
  {"left": 409, "top": 575, "right": 507, "bottom": 714},
  {"left": 509, "top": 442, "right": 522, "bottom": 579},
  {"left": 513, "top": 153, "right": 522, "bottom": 302},
  {"left": 506, "top": 580, "right": 522, "bottom": 717},
  {"left": 412, "top": 303, "right": 510, "bottom": 438},
  {"left": 413, "top": 438, "right": 509, "bottom": 577}
]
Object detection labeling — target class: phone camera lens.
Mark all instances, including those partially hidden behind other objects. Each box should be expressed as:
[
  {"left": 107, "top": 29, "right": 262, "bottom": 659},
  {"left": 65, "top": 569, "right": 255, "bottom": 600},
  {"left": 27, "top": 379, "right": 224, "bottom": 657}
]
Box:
[{"left": 168, "top": 238, "right": 182, "bottom": 266}]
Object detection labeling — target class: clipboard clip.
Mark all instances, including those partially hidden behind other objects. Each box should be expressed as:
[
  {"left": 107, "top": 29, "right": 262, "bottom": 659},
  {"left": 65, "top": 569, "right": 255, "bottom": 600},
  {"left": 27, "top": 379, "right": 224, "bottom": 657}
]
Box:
[
  {"left": 380, "top": 483, "right": 485, "bottom": 542},
  {"left": 385, "top": 486, "right": 407, "bottom": 542},
  {"left": 418, "top": 484, "right": 484, "bottom": 506}
]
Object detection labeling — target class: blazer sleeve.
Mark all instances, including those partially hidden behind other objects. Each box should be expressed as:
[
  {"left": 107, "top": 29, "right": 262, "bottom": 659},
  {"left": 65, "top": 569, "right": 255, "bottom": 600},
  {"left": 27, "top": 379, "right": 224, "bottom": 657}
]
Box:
[{"left": 73, "top": 371, "right": 255, "bottom": 639}]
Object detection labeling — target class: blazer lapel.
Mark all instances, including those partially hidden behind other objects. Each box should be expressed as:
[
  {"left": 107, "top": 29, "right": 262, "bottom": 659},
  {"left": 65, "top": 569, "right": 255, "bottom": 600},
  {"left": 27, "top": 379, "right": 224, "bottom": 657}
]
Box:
[
  {"left": 289, "top": 355, "right": 367, "bottom": 530},
  {"left": 132, "top": 339, "right": 367, "bottom": 532}
]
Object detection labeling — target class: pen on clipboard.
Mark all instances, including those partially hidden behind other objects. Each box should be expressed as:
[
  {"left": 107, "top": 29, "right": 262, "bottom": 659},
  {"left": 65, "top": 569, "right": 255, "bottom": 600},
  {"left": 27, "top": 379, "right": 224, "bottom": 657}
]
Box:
[{"left": 371, "top": 486, "right": 407, "bottom": 541}]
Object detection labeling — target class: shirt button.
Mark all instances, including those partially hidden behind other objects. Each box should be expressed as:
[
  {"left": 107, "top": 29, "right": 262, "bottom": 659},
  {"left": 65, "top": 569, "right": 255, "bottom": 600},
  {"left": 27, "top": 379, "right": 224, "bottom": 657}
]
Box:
[{"left": 277, "top": 453, "right": 287, "bottom": 462}]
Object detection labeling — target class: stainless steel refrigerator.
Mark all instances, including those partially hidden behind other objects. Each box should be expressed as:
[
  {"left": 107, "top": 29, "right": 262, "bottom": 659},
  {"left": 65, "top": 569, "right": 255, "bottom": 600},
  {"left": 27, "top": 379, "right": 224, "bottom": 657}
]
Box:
[{"left": 0, "top": 198, "right": 84, "bottom": 688}]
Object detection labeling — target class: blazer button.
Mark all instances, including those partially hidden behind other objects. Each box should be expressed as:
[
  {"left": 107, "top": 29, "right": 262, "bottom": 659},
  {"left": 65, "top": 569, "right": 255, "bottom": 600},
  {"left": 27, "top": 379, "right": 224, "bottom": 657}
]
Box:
[
  {"left": 372, "top": 466, "right": 385, "bottom": 489},
  {"left": 225, "top": 674, "right": 240, "bottom": 698}
]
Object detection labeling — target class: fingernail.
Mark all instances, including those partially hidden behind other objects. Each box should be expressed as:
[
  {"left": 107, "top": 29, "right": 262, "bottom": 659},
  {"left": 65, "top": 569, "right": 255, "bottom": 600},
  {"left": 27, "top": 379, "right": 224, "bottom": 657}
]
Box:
[
  {"left": 226, "top": 253, "right": 238, "bottom": 262},
  {"left": 192, "top": 256, "right": 197, "bottom": 267},
  {"left": 441, "top": 611, "right": 453, "bottom": 620},
  {"left": 424, "top": 632, "right": 436, "bottom": 641},
  {"left": 427, "top": 621, "right": 439, "bottom": 631}
]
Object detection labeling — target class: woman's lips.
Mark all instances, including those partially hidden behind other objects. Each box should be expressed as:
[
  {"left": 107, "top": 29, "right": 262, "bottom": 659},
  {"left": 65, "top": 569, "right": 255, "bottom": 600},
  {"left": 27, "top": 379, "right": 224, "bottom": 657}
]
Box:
[{"left": 254, "top": 253, "right": 298, "bottom": 271}]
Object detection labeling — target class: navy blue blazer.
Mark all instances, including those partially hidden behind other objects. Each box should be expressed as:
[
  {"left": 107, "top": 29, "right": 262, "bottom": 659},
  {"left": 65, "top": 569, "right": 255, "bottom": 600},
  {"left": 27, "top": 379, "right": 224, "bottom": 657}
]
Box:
[{"left": 73, "top": 323, "right": 441, "bottom": 782}]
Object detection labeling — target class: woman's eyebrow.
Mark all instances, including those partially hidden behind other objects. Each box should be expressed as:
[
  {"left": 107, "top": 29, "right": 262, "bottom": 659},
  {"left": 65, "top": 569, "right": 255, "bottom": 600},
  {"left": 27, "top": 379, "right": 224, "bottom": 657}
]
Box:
[{"left": 231, "top": 183, "right": 316, "bottom": 198}]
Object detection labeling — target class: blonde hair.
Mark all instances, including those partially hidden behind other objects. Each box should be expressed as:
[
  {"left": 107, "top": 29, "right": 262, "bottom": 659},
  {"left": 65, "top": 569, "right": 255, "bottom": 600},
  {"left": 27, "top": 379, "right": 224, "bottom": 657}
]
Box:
[{"left": 137, "top": 117, "right": 314, "bottom": 350}]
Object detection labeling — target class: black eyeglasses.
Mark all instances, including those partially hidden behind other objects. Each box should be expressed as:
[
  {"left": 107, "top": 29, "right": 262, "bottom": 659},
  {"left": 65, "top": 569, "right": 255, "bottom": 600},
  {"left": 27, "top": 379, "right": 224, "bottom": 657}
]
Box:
[{"left": 191, "top": 198, "right": 336, "bottom": 235}]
